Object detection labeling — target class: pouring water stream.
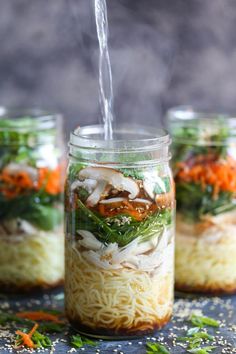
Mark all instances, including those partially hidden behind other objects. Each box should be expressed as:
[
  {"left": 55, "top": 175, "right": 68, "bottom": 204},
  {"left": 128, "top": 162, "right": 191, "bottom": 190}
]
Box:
[{"left": 95, "top": 0, "right": 114, "bottom": 140}]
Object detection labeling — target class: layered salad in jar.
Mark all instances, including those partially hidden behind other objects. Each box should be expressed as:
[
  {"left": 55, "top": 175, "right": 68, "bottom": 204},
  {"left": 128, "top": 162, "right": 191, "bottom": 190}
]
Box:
[
  {"left": 0, "top": 111, "right": 65, "bottom": 291},
  {"left": 65, "top": 126, "right": 175, "bottom": 338},
  {"left": 169, "top": 107, "right": 236, "bottom": 294}
]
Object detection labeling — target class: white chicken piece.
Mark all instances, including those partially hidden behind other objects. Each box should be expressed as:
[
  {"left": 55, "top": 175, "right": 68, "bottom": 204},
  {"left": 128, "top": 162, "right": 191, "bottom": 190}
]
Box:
[
  {"left": 77, "top": 230, "right": 102, "bottom": 251},
  {"left": 76, "top": 228, "right": 170, "bottom": 272}
]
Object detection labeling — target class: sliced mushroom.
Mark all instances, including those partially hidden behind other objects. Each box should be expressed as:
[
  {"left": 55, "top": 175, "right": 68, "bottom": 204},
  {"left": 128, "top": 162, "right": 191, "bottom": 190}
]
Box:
[
  {"left": 99, "top": 197, "right": 127, "bottom": 204},
  {"left": 71, "top": 179, "right": 97, "bottom": 192},
  {"left": 86, "top": 180, "right": 107, "bottom": 207},
  {"left": 131, "top": 198, "right": 152, "bottom": 205},
  {"left": 79, "top": 167, "right": 139, "bottom": 199}
]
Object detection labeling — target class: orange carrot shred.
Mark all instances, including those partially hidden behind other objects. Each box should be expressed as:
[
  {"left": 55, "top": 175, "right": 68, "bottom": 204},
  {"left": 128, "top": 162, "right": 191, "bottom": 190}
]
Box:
[
  {"left": 15, "top": 323, "right": 38, "bottom": 349},
  {"left": 177, "top": 155, "right": 236, "bottom": 198},
  {"left": 16, "top": 311, "right": 63, "bottom": 324}
]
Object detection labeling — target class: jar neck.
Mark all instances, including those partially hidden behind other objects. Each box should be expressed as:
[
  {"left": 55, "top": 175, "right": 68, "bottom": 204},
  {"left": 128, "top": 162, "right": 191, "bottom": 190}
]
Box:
[
  {"left": 167, "top": 106, "right": 236, "bottom": 147},
  {"left": 0, "top": 108, "right": 62, "bottom": 146},
  {"left": 69, "top": 124, "right": 171, "bottom": 167}
]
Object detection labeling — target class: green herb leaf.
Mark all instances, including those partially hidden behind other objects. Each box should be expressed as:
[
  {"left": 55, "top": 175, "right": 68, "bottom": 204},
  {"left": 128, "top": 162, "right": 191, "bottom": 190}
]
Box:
[
  {"left": 76, "top": 199, "right": 172, "bottom": 247},
  {"left": 187, "top": 327, "right": 200, "bottom": 336},
  {"left": 187, "top": 346, "right": 217, "bottom": 354},
  {"left": 0, "top": 312, "right": 27, "bottom": 325},
  {"left": 71, "top": 335, "right": 97, "bottom": 348},
  {"left": 176, "top": 181, "right": 236, "bottom": 221},
  {"left": 71, "top": 335, "right": 83, "bottom": 348},
  {"left": 146, "top": 342, "right": 170, "bottom": 354},
  {"left": 32, "top": 330, "right": 52, "bottom": 348},
  {"left": 122, "top": 168, "right": 144, "bottom": 180},
  {"left": 15, "top": 328, "right": 52, "bottom": 349},
  {"left": 39, "top": 322, "right": 65, "bottom": 333},
  {"left": 153, "top": 177, "right": 171, "bottom": 194},
  {"left": 190, "top": 315, "right": 219, "bottom": 328}
]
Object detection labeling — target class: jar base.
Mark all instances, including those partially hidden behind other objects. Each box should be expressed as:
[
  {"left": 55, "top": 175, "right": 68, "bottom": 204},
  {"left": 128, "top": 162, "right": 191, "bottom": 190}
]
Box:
[
  {"left": 68, "top": 314, "right": 172, "bottom": 340},
  {"left": 175, "top": 283, "right": 236, "bottom": 296},
  {"left": 0, "top": 279, "right": 64, "bottom": 294}
]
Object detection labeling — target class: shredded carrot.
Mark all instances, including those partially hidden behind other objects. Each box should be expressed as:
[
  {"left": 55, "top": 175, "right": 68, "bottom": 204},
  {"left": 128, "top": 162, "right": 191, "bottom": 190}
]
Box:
[
  {"left": 0, "top": 164, "right": 63, "bottom": 199},
  {"left": 15, "top": 323, "right": 38, "bottom": 349},
  {"left": 97, "top": 201, "right": 151, "bottom": 221},
  {"left": 177, "top": 155, "right": 236, "bottom": 198},
  {"left": 16, "top": 311, "right": 63, "bottom": 324},
  {"left": 37, "top": 166, "right": 63, "bottom": 195}
]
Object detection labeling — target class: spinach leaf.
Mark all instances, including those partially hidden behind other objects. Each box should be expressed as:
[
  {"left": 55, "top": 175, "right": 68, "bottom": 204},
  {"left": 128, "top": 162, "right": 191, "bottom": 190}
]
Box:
[
  {"left": 75, "top": 200, "right": 172, "bottom": 247},
  {"left": 176, "top": 182, "right": 236, "bottom": 221}
]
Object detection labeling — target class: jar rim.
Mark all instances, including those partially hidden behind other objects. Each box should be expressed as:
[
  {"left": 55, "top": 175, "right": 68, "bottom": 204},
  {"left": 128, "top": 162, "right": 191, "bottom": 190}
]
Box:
[
  {"left": 167, "top": 105, "right": 236, "bottom": 146},
  {"left": 0, "top": 107, "right": 62, "bottom": 131},
  {"left": 70, "top": 124, "right": 170, "bottom": 152},
  {"left": 167, "top": 105, "right": 233, "bottom": 122}
]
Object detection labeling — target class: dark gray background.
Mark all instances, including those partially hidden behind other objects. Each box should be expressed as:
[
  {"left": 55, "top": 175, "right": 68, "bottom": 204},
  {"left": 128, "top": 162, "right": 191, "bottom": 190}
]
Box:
[{"left": 0, "top": 0, "right": 236, "bottom": 137}]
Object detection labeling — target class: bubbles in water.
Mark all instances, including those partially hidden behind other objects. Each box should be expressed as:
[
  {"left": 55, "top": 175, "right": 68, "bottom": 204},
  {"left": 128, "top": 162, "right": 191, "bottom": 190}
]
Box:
[{"left": 95, "top": 0, "right": 114, "bottom": 140}]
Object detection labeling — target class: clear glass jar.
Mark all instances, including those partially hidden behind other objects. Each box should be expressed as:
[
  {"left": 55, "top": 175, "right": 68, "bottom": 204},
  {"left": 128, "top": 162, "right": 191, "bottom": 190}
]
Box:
[
  {"left": 65, "top": 124, "right": 175, "bottom": 339},
  {"left": 167, "top": 106, "right": 236, "bottom": 294},
  {"left": 0, "top": 108, "right": 65, "bottom": 292}
]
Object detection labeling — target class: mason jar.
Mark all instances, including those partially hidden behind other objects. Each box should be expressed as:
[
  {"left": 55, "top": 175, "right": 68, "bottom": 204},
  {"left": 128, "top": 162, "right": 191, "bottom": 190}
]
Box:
[
  {"left": 167, "top": 106, "right": 236, "bottom": 294},
  {"left": 65, "top": 124, "right": 175, "bottom": 339},
  {"left": 0, "top": 108, "right": 65, "bottom": 292}
]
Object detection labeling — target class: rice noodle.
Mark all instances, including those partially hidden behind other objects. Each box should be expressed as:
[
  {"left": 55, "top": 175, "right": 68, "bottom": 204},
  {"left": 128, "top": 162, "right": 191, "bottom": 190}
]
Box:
[
  {"left": 65, "top": 233, "right": 174, "bottom": 333},
  {"left": 0, "top": 227, "right": 64, "bottom": 288},
  {"left": 175, "top": 212, "right": 236, "bottom": 293}
]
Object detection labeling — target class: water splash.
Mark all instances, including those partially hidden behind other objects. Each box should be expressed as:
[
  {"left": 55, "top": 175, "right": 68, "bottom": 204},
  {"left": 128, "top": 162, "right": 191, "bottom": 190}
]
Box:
[{"left": 95, "top": 0, "right": 114, "bottom": 140}]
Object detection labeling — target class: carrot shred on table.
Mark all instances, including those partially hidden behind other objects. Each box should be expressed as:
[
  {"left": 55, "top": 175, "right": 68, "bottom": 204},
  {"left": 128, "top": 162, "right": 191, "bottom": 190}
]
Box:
[
  {"left": 16, "top": 311, "right": 63, "bottom": 323},
  {"left": 15, "top": 323, "right": 38, "bottom": 349}
]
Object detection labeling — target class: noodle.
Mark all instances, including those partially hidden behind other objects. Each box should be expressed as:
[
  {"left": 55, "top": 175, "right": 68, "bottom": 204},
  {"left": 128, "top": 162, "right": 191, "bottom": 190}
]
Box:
[
  {"left": 65, "top": 238, "right": 173, "bottom": 333},
  {"left": 0, "top": 227, "right": 64, "bottom": 288},
  {"left": 176, "top": 214, "right": 236, "bottom": 293}
]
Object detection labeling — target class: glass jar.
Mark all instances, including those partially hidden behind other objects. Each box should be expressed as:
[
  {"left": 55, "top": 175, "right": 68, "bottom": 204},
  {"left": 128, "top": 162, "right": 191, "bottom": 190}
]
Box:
[
  {"left": 167, "top": 106, "right": 236, "bottom": 294},
  {"left": 65, "top": 124, "right": 175, "bottom": 339},
  {"left": 0, "top": 108, "right": 65, "bottom": 292}
]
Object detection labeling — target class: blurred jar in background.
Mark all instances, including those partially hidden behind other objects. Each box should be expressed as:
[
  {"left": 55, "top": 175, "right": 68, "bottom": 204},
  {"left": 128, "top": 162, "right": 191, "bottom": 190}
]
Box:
[
  {"left": 168, "top": 106, "right": 236, "bottom": 294},
  {"left": 0, "top": 108, "right": 65, "bottom": 292}
]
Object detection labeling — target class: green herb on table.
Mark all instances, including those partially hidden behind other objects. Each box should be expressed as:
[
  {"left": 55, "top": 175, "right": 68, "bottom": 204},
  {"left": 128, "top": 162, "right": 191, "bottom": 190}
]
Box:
[
  {"left": 178, "top": 331, "right": 214, "bottom": 349},
  {"left": 187, "top": 346, "right": 217, "bottom": 354},
  {"left": 15, "top": 325, "right": 52, "bottom": 349},
  {"left": 39, "top": 322, "right": 65, "bottom": 333},
  {"left": 0, "top": 312, "right": 27, "bottom": 325},
  {"left": 146, "top": 341, "right": 170, "bottom": 354},
  {"left": 176, "top": 313, "right": 219, "bottom": 353},
  {"left": 71, "top": 334, "right": 97, "bottom": 348},
  {"left": 190, "top": 314, "right": 219, "bottom": 328},
  {"left": 31, "top": 330, "right": 52, "bottom": 348}
]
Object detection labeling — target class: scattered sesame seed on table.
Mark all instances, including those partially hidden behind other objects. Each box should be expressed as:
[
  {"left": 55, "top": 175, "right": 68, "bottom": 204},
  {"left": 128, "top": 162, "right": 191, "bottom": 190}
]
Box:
[{"left": 0, "top": 289, "right": 235, "bottom": 353}]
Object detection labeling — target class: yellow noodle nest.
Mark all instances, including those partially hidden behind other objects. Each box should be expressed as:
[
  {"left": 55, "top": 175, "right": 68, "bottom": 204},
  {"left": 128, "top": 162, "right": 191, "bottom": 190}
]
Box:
[
  {"left": 65, "top": 239, "right": 174, "bottom": 333},
  {"left": 176, "top": 216, "right": 236, "bottom": 293},
  {"left": 0, "top": 228, "right": 64, "bottom": 288}
]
